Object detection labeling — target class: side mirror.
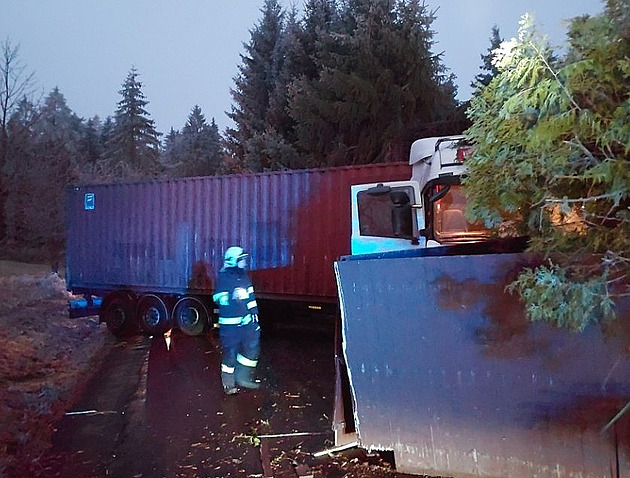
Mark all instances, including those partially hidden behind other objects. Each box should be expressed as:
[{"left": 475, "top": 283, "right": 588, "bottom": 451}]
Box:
[{"left": 390, "top": 191, "right": 413, "bottom": 238}]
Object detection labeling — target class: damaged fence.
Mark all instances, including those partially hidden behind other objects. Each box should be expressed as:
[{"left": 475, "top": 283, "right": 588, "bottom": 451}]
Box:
[{"left": 334, "top": 251, "right": 630, "bottom": 477}]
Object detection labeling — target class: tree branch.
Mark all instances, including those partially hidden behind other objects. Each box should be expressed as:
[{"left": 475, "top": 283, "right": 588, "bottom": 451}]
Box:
[
  {"left": 544, "top": 193, "right": 622, "bottom": 204},
  {"left": 530, "top": 41, "right": 581, "bottom": 111}
]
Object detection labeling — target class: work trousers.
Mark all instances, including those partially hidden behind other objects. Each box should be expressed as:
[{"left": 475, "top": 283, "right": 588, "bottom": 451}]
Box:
[{"left": 219, "top": 321, "right": 261, "bottom": 372}]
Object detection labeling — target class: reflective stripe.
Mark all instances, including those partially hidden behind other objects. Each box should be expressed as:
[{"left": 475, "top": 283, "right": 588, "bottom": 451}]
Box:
[
  {"left": 221, "top": 364, "right": 235, "bottom": 374},
  {"left": 237, "top": 353, "right": 258, "bottom": 368},
  {"left": 247, "top": 300, "right": 257, "bottom": 309},
  {"left": 218, "top": 316, "right": 243, "bottom": 325},
  {"left": 247, "top": 286, "right": 254, "bottom": 294},
  {"left": 213, "top": 292, "right": 229, "bottom": 306}
]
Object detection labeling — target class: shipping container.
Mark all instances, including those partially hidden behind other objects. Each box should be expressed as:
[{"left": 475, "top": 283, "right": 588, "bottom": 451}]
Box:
[{"left": 66, "top": 162, "right": 411, "bottom": 335}]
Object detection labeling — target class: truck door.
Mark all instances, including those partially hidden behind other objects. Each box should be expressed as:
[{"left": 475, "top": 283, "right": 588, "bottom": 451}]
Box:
[{"left": 350, "top": 180, "right": 422, "bottom": 255}]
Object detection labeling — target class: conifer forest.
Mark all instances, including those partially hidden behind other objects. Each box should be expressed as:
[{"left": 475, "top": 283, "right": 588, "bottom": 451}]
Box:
[{"left": 1, "top": 0, "right": 629, "bottom": 330}]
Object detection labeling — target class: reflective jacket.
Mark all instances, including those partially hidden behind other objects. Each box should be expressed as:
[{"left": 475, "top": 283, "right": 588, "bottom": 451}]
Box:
[{"left": 212, "top": 267, "right": 258, "bottom": 325}]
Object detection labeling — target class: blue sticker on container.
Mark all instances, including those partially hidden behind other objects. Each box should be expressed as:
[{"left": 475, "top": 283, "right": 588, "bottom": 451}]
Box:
[{"left": 84, "top": 192, "right": 95, "bottom": 210}]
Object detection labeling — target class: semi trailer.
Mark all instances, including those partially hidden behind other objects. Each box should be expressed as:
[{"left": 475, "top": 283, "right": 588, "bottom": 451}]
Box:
[{"left": 65, "top": 161, "right": 411, "bottom": 336}]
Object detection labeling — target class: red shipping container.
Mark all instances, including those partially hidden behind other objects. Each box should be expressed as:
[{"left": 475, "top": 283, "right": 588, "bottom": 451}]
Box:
[{"left": 66, "top": 162, "right": 411, "bottom": 309}]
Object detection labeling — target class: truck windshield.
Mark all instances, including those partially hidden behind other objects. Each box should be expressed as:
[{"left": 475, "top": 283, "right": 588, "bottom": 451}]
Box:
[{"left": 431, "top": 184, "right": 492, "bottom": 241}]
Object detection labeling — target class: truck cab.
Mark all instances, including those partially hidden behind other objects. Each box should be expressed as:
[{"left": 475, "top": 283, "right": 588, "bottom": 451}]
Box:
[{"left": 351, "top": 136, "right": 493, "bottom": 255}]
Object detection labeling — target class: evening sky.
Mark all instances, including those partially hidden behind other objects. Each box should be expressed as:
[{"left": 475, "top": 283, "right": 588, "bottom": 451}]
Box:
[{"left": 0, "top": 0, "right": 604, "bottom": 135}]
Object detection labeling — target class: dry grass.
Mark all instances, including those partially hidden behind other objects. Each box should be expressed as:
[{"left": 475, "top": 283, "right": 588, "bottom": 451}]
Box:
[
  {"left": 0, "top": 262, "right": 113, "bottom": 476},
  {"left": 0, "top": 261, "right": 53, "bottom": 279}
]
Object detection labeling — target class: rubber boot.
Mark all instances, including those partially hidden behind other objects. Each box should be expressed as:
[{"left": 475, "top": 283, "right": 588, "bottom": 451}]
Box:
[
  {"left": 221, "top": 371, "right": 238, "bottom": 395},
  {"left": 235, "top": 365, "right": 261, "bottom": 389}
]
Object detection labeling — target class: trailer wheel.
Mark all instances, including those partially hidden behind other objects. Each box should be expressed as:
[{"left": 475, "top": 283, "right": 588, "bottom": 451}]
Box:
[
  {"left": 100, "top": 292, "right": 136, "bottom": 337},
  {"left": 137, "top": 294, "right": 171, "bottom": 335},
  {"left": 173, "top": 296, "right": 209, "bottom": 336}
]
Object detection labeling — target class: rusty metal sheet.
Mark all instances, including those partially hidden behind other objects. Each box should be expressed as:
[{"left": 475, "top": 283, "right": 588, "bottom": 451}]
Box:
[
  {"left": 334, "top": 251, "right": 630, "bottom": 477},
  {"left": 66, "top": 162, "right": 410, "bottom": 300}
]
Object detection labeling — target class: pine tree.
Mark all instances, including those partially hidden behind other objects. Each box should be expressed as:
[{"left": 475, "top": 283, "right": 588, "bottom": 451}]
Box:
[{"left": 104, "top": 67, "right": 162, "bottom": 178}]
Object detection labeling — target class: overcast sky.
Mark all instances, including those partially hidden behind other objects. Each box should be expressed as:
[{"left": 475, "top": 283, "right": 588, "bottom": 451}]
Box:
[{"left": 1, "top": 0, "right": 604, "bottom": 136}]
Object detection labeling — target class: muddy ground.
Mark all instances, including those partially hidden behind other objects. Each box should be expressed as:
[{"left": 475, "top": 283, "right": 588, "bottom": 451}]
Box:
[{"left": 0, "top": 262, "right": 417, "bottom": 478}]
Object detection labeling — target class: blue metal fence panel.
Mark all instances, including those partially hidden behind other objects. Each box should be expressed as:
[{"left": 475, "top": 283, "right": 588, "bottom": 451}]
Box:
[{"left": 335, "top": 252, "right": 630, "bottom": 477}]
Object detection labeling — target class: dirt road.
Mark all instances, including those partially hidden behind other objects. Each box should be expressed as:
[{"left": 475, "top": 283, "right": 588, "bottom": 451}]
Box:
[{"left": 22, "top": 328, "right": 359, "bottom": 477}]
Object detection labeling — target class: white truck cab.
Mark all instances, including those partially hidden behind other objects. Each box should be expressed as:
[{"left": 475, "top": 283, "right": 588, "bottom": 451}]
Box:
[{"left": 351, "top": 136, "right": 493, "bottom": 255}]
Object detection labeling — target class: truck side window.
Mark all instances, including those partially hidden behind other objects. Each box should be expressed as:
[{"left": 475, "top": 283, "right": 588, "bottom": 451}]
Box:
[{"left": 357, "top": 186, "right": 415, "bottom": 238}]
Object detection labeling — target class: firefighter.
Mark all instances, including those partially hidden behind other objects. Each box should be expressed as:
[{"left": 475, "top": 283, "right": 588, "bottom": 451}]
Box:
[{"left": 212, "top": 246, "right": 261, "bottom": 395}]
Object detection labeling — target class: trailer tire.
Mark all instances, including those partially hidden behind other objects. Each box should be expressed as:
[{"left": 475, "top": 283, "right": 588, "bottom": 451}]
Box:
[
  {"left": 137, "top": 294, "right": 171, "bottom": 335},
  {"left": 100, "top": 292, "right": 136, "bottom": 337},
  {"left": 173, "top": 296, "right": 209, "bottom": 336}
]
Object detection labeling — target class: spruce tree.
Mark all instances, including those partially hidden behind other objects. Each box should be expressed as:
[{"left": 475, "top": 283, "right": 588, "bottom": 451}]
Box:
[
  {"left": 163, "top": 106, "right": 223, "bottom": 177},
  {"left": 266, "top": 7, "right": 300, "bottom": 144},
  {"left": 289, "top": 0, "right": 458, "bottom": 166},
  {"left": 3, "top": 97, "right": 37, "bottom": 246},
  {"left": 104, "top": 67, "right": 162, "bottom": 178},
  {"left": 245, "top": 1, "right": 342, "bottom": 171},
  {"left": 162, "top": 127, "right": 184, "bottom": 174},
  {"left": 473, "top": 25, "right": 503, "bottom": 90},
  {"left": 226, "top": 0, "right": 285, "bottom": 166},
  {"left": 80, "top": 116, "right": 105, "bottom": 166}
]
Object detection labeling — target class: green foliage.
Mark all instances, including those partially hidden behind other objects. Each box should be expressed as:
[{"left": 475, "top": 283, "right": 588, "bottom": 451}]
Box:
[
  {"left": 104, "top": 67, "right": 162, "bottom": 177},
  {"left": 472, "top": 25, "right": 503, "bottom": 90},
  {"left": 162, "top": 106, "right": 224, "bottom": 177},
  {"left": 225, "top": 0, "right": 286, "bottom": 165},
  {"left": 288, "top": 0, "right": 458, "bottom": 166},
  {"left": 507, "top": 261, "right": 615, "bottom": 332},
  {"left": 465, "top": 3, "right": 630, "bottom": 331},
  {"left": 227, "top": 0, "right": 458, "bottom": 169},
  {"left": 243, "top": 128, "right": 300, "bottom": 171}
]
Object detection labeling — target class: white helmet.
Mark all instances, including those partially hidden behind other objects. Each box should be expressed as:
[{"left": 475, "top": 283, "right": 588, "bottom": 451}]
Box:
[{"left": 224, "top": 246, "right": 248, "bottom": 268}]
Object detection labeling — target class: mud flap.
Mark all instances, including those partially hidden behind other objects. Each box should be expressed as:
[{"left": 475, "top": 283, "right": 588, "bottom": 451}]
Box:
[{"left": 334, "top": 251, "right": 630, "bottom": 477}]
